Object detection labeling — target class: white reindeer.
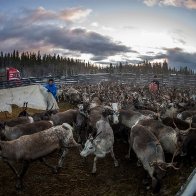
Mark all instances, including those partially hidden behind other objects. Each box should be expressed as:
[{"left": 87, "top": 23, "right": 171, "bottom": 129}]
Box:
[{"left": 80, "top": 113, "right": 118, "bottom": 173}]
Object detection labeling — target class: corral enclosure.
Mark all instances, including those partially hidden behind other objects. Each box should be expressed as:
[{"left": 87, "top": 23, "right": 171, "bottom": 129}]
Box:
[{"left": 0, "top": 104, "right": 195, "bottom": 196}]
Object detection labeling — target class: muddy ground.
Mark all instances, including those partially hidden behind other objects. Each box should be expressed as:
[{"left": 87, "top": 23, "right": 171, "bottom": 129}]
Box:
[{"left": 0, "top": 104, "right": 195, "bottom": 196}]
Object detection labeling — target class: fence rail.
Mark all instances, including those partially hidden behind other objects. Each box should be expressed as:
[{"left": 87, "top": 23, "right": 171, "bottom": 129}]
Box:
[
  {"left": 0, "top": 73, "right": 195, "bottom": 89},
  {"left": 0, "top": 79, "right": 31, "bottom": 89}
]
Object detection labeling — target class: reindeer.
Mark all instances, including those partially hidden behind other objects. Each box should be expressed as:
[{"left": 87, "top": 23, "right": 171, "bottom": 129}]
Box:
[
  {"left": 65, "top": 87, "right": 81, "bottom": 104},
  {"left": 80, "top": 102, "right": 120, "bottom": 144},
  {"left": 31, "top": 104, "right": 58, "bottom": 121},
  {"left": 56, "top": 89, "right": 64, "bottom": 102},
  {"left": 0, "top": 123, "right": 80, "bottom": 190},
  {"left": 1, "top": 120, "right": 53, "bottom": 141},
  {"left": 137, "top": 119, "right": 180, "bottom": 155},
  {"left": 80, "top": 109, "right": 118, "bottom": 174},
  {"left": 177, "top": 110, "right": 196, "bottom": 121},
  {"left": 0, "top": 116, "right": 34, "bottom": 128},
  {"left": 115, "top": 109, "right": 154, "bottom": 129},
  {"left": 130, "top": 124, "right": 179, "bottom": 193},
  {"left": 173, "top": 118, "right": 196, "bottom": 165},
  {"left": 51, "top": 109, "right": 79, "bottom": 126}
]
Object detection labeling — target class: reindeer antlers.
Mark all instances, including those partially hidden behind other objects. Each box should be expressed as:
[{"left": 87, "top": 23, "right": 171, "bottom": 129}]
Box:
[
  {"left": 88, "top": 131, "right": 102, "bottom": 141},
  {"left": 149, "top": 161, "right": 166, "bottom": 171},
  {"left": 23, "top": 102, "right": 28, "bottom": 110},
  {"left": 175, "top": 117, "right": 196, "bottom": 136},
  {"left": 165, "top": 163, "right": 179, "bottom": 170}
]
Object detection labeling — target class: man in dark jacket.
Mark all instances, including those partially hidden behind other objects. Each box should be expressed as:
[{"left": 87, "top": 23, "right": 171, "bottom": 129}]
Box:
[{"left": 44, "top": 79, "right": 57, "bottom": 98}]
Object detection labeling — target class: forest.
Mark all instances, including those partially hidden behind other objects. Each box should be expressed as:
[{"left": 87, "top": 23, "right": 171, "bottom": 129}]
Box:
[{"left": 0, "top": 50, "right": 195, "bottom": 77}]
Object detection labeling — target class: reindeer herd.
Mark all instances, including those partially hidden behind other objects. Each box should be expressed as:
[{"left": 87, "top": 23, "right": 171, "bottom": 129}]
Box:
[{"left": 0, "top": 82, "right": 195, "bottom": 194}]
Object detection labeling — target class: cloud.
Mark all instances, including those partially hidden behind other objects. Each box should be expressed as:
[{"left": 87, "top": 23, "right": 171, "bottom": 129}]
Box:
[
  {"left": 139, "top": 52, "right": 166, "bottom": 61},
  {"left": 48, "top": 28, "right": 131, "bottom": 58},
  {"left": 91, "top": 56, "right": 107, "bottom": 61},
  {"left": 0, "top": 7, "right": 131, "bottom": 61},
  {"left": 7, "top": 6, "right": 92, "bottom": 27},
  {"left": 163, "top": 47, "right": 196, "bottom": 66},
  {"left": 59, "top": 7, "right": 92, "bottom": 21},
  {"left": 146, "top": 51, "right": 155, "bottom": 54},
  {"left": 91, "top": 22, "right": 99, "bottom": 27},
  {"left": 174, "top": 38, "right": 186, "bottom": 45},
  {"left": 140, "top": 47, "right": 196, "bottom": 70},
  {"left": 90, "top": 22, "right": 114, "bottom": 32},
  {"left": 143, "top": 0, "right": 196, "bottom": 9},
  {"left": 143, "top": 0, "right": 158, "bottom": 6}
]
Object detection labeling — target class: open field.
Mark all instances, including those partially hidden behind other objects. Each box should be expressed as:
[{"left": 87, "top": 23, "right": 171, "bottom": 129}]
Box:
[{"left": 0, "top": 103, "right": 195, "bottom": 196}]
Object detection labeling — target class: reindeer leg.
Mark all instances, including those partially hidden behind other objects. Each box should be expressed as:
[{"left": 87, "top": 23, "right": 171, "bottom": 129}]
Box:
[
  {"left": 137, "top": 159, "right": 142, "bottom": 167},
  {"left": 15, "top": 160, "right": 29, "bottom": 190},
  {"left": 125, "top": 129, "right": 132, "bottom": 159},
  {"left": 142, "top": 170, "right": 150, "bottom": 186},
  {"left": 110, "top": 147, "right": 119, "bottom": 167},
  {"left": 55, "top": 148, "right": 69, "bottom": 173},
  {"left": 4, "top": 160, "right": 19, "bottom": 176},
  {"left": 3, "top": 160, "right": 26, "bottom": 190},
  {"left": 92, "top": 156, "right": 98, "bottom": 174},
  {"left": 125, "top": 142, "right": 132, "bottom": 159},
  {"left": 40, "top": 157, "right": 58, "bottom": 174}
]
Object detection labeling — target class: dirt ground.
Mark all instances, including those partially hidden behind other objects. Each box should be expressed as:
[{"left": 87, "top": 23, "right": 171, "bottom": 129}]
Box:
[{"left": 0, "top": 104, "right": 195, "bottom": 196}]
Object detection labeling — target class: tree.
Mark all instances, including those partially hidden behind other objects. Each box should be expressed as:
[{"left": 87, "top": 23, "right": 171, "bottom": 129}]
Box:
[
  {"left": 162, "top": 60, "right": 168, "bottom": 74},
  {"left": 109, "top": 63, "right": 113, "bottom": 74},
  {"left": 119, "top": 62, "right": 123, "bottom": 73}
]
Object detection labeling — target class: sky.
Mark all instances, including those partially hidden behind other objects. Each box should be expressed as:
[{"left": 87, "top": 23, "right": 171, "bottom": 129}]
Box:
[{"left": 0, "top": 0, "right": 196, "bottom": 70}]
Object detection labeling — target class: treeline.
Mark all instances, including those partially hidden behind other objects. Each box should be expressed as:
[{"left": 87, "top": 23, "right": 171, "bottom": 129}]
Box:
[
  {"left": 0, "top": 51, "right": 195, "bottom": 77},
  {"left": 0, "top": 51, "right": 98, "bottom": 77},
  {"left": 107, "top": 60, "right": 195, "bottom": 75}
]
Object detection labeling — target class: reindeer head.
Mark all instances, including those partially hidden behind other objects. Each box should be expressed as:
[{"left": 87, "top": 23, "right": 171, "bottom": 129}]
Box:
[
  {"left": 80, "top": 131, "right": 102, "bottom": 157},
  {"left": 173, "top": 117, "right": 196, "bottom": 156},
  {"left": 150, "top": 158, "right": 179, "bottom": 179}
]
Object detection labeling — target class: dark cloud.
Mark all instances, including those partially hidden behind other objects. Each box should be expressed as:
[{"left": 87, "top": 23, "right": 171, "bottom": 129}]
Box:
[
  {"left": 163, "top": 47, "right": 183, "bottom": 53},
  {"left": 163, "top": 47, "right": 196, "bottom": 70},
  {"left": 139, "top": 52, "right": 166, "bottom": 61},
  {"left": 146, "top": 51, "right": 155, "bottom": 54},
  {"left": 140, "top": 47, "right": 196, "bottom": 70},
  {"left": 91, "top": 56, "right": 107, "bottom": 61},
  {"left": 176, "top": 39, "right": 186, "bottom": 45},
  {"left": 0, "top": 7, "right": 131, "bottom": 61}
]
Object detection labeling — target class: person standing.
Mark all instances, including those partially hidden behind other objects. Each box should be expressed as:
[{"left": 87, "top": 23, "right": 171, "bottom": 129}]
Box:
[
  {"left": 149, "top": 75, "right": 159, "bottom": 93},
  {"left": 45, "top": 78, "right": 57, "bottom": 98},
  {"left": 152, "top": 75, "right": 159, "bottom": 90}
]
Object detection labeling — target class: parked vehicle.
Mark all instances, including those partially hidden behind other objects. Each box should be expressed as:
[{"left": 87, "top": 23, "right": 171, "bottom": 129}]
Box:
[
  {"left": 0, "top": 67, "right": 22, "bottom": 88},
  {"left": 0, "top": 67, "right": 21, "bottom": 81}
]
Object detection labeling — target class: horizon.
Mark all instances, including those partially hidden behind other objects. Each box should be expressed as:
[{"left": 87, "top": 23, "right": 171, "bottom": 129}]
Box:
[{"left": 0, "top": 0, "right": 196, "bottom": 71}]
